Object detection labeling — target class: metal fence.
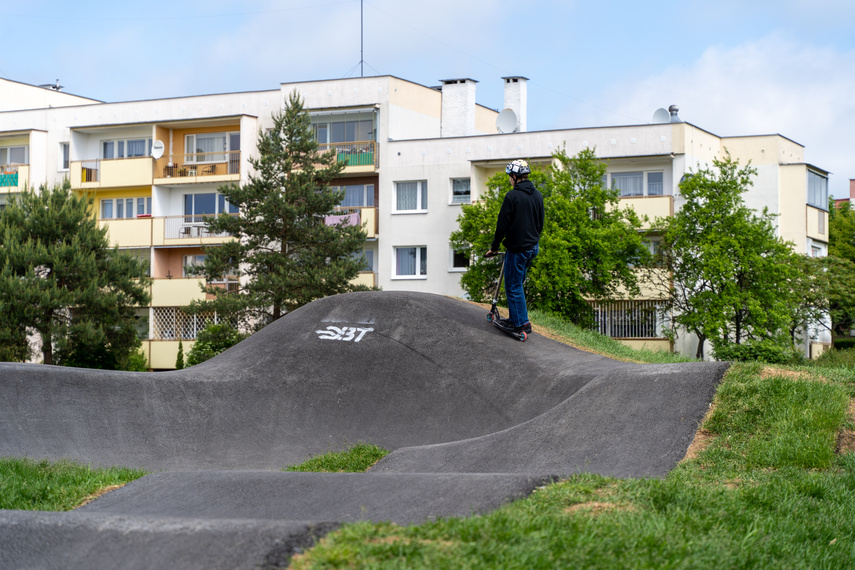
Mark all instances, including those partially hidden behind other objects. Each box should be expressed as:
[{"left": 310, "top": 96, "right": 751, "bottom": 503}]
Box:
[{"left": 590, "top": 300, "right": 669, "bottom": 338}]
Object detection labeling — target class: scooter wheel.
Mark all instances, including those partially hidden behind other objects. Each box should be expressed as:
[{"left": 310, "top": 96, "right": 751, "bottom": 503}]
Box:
[
  {"left": 486, "top": 312, "right": 494, "bottom": 322},
  {"left": 519, "top": 331, "right": 527, "bottom": 342}
]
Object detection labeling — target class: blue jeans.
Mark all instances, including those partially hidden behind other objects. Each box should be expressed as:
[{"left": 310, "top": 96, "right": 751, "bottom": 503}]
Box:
[{"left": 504, "top": 245, "right": 538, "bottom": 328}]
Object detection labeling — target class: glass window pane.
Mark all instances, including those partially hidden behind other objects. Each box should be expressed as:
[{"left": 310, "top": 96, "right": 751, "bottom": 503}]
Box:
[
  {"left": 396, "top": 182, "right": 417, "bottom": 210},
  {"left": 184, "top": 194, "right": 194, "bottom": 217},
  {"left": 127, "top": 139, "right": 146, "bottom": 157},
  {"left": 126, "top": 199, "right": 134, "bottom": 218},
  {"left": 101, "top": 199, "right": 113, "bottom": 219},
  {"left": 420, "top": 247, "right": 427, "bottom": 275},
  {"left": 116, "top": 199, "right": 124, "bottom": 219},
  {"left": 137, "top": 198, "right": 145, "bottom": 216},
  {"left": 194, "top": 193, "right": 216, "bottom": 218},
  {"left": 420, "top": 181, "right": 428, "bottom": 210},
  {"left": 452, "top": 179, "right": 470, "bottom": 203},
  {"left": 146, "top": 197, "right": 152, "bottom": 215},
  {"left": 647, "top": 172, "right": 663, "bottom": 196},
  {"left": 396, "top": 247, "right": 416, "bottom": 275},
  {"left": 102, "top": 141, "right": 114, "bottom": 159},
  {"left": 330, "top": 122, "right": 346, "bottom": 143},
  {"left": 612, "top": 172, "right": 643, "bottom": 197},
  {"left": 117, "top": 140, "right": 125, "bottom": 158}
]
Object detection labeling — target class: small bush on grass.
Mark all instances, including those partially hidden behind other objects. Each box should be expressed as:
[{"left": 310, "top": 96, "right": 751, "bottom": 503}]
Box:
[
  {"left": 0, "top": 457, "right": 145, "bottom": 511},
  {"left": 285, "top": 442, "right": 389, "bottom": 473}
]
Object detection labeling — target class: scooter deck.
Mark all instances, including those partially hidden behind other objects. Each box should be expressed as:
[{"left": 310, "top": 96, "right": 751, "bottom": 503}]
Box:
[{"left": 486, "top": 310, "right": 527, "bottom": 342}]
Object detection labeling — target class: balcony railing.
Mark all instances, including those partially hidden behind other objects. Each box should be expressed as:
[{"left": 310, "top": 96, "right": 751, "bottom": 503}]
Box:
[
  {"left": 329, "top": 206, "right": 378, "bottom": 237},
  {"left": 319, "top": 141, "right": 376, "bottom": 168},
  {"left": 163, "top": 214, "right": 235, "bottom": 240},
  {"left": 0, "top": 164, "right": 21, "bottom": 187},
  {"left": 155, "top": 151, "right": 241, "bottom": 180}
]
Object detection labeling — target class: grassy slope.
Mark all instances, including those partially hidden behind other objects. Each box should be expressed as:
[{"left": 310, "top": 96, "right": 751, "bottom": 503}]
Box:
[{"left": 291, "top": 312, "right": 855, "bottom": 569}]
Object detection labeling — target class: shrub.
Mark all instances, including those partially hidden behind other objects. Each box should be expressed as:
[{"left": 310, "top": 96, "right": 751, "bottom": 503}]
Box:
[
  {"left": 186, "top": 322, "right": 247, "bottom": 366},
  {"left": 712, "top": 340, "right": 802, "bottom": 364},
  {"left": 832, "top": 337, "right": 855, "bottom": 351}
]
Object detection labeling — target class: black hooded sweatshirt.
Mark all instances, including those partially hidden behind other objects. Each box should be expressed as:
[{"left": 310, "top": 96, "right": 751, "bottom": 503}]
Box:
[{"left": 490, "top": 179, "right": 544, "bottom": 253}]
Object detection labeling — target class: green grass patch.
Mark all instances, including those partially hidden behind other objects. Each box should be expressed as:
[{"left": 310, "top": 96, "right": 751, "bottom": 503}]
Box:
[
  {"left": 285, "top": 442, "right": 389, "bottom": 473},
  {"left": 0, "top": 457, "right": 145, "bottom": 511},
  {"left": 528, "top": 308, "right": 695, "bottom": 364}
]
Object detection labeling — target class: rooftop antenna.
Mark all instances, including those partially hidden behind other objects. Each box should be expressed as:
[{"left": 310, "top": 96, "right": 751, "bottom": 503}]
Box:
[{"left": 360, "top": 0, "right": 364, "bottom": 77}]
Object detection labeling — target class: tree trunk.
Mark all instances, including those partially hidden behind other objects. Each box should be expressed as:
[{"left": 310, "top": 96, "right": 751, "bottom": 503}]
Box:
[
  {"left": 41, "top": 333, "right": 53, "bottom": 365},
  {"left": 695, "top": 334, "right": 706, "bottom": 360}
]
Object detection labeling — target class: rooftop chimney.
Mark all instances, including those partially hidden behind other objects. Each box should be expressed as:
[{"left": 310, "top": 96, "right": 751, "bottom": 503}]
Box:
[
  {"left": 440, "top": 78, "right": 477, "bottom": 137},
  {"left": 502, "top": 76, "right": 528, "bottom": 132}
]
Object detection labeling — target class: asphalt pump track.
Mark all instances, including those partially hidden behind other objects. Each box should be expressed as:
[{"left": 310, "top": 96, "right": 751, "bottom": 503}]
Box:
[{"left": 0, "top": 291, "right": 729, "bottom": 569}]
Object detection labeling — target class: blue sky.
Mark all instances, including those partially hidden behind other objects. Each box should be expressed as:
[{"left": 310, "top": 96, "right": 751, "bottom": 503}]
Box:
[{"left": 4, "top": 0, "right": 854, "bottom": 197}]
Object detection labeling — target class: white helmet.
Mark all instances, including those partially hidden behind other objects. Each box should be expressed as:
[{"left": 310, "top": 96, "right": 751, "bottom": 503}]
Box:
[{"left": 505, "top": 159, "right": 531, "bottom": 176}]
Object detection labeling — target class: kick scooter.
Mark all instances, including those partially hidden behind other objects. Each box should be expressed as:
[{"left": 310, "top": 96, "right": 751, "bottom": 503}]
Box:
[{"left": 484, "top": 252, "right": 527, "bottom": 342}]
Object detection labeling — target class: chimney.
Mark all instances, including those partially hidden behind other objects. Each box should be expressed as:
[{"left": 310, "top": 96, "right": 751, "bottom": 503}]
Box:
[
  {"left": 502, "top": 76, "right": 528, "bottom": 132},
  {"left": 850, "top": 179, "right": 855, "bottom": 201},
  {"left": 440, "top": 78, "right": 477, "bottom": 137}
]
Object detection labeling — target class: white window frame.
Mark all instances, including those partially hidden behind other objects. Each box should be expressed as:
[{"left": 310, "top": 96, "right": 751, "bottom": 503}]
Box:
[
  {"left": 394, "top": 180, "right": 428, "bottom": 213},
  {"left": 185, "top": 132, "right": 237, "bottom": 164},
  {"left": 60, "top": 142, "right": 69, "bottom": 171},
  {"left": 608, "top": 170, "right": 666, "bottom": 197},
  {"left": 99, "top": 196, "right": 152, "bottom": 220},
  {"left": 182, "top": 254, "right": 206, "bottom": 277},
  {"left": 0, "top": 145, "right": 28, "bottom": 166},
  {"left": 451, "top": 178, "right": 471, "bottom": 205},
  {"left": 393, "top": 246, "right": 427, "bottom": 279},
  {"left": 101, "top": 138, "right": 152, "bottom": 160}
]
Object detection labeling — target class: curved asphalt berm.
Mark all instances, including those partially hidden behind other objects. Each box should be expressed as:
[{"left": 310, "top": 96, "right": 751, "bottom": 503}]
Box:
[{"left": 0, "top": 291, "right": 728, "bottom": 569}]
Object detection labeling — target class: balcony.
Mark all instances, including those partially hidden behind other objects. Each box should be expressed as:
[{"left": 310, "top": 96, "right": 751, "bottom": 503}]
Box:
[
  {"left": 70, "top": 157, "right": 154, "bottom": 189},
  {"left": 319, "top": 141, "right": 376, "bottom": 173},
  {"left": 153, "top": 151, "right": 241, "bottom": 185},
  {"left": 327, "top": 206, "right": 378, "bottom": 238},
  {"left": 160, "top": 214, "right": 235, "bottom": 245},
  {"left": 0, "top": 164, "right": 28, "bottom": 190},
  {"left": 613, "top": 195, "right": 673, "bottom": 229}
]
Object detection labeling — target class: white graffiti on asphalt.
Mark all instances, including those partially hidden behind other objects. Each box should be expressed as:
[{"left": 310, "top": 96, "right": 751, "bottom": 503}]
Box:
[{"left": 315, "top": 326, "right": 374, "bottom": 343}]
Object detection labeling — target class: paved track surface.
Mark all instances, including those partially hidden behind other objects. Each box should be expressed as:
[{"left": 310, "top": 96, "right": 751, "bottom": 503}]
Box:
[{"left": 0, "top": 291, "right": 729, "bottom": 568}]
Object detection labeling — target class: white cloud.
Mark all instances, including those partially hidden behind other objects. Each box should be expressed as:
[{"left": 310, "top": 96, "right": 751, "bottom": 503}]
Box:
[{"left": 587, "top": 33, "right": 855, "bottom": 197}]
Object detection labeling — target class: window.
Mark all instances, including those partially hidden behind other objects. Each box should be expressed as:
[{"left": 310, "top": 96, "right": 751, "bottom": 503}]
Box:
[
  {"left": 808, "top": 171, "right": 828, "bottom": 209},
  {"left": 185, "top": 133, "right": 236, "bottom": 163},
  {"left": 811, "top": 246, "right": 822, "bottom": 258},
  {"left": 311, "top": 110, "right": 376, "bottom": 144},
  {"left": 395, "top": 246, "right": 427, "bottom": 278},
  {"left": 818, "top": 209, "right": 826, "bottom": 235},
  {"left": 333, "top": 184, "right": 374, "bottom": 208},
  {"left": 451, "top": 178, "right": 471, "bottom": 204},
  {"left": 612, "top": 172, "right": 643, "bottom": 197},
  {"left": 352, "top": 249, "right": 375, "bottom": 272},
  {"left": 647, "top": 172, "right": 663, "bottom": 196},
  {"left": 60, "top": 143, "right": 69, "bottom": 170},
  {"left": 99, "top": 196, "right": 151, "bottom": 219},
  {"left": 450, "top": 248, "right": 469, "bottom": 271},
  {"left": 0, "top": 146, "right": 28, "bottom": 166},
  {"left": 395, "top": 181, "right": 428, "bottom": 212},
  {"left": 182, "top": 254, "right": 206, "bottom": 277},
  {"left": 609, "top": 171, "right": 665, "bottom": 197},
  {"left": 184, "top": 192, "right": 237, "bottom": 222},
  {"left": 101, "top": 138, "right": 152, "bottom": 160}
]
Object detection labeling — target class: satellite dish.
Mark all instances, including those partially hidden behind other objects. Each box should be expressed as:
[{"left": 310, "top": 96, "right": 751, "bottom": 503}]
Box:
[
  {"left": 151, "top": 140, "right": 165, "bottom": 159},
  {"left": 652, "top": 108, "right": 670, "bottom": 124},
  {"left": 496, "top": 108, "right": 518, "bottom": 134}
]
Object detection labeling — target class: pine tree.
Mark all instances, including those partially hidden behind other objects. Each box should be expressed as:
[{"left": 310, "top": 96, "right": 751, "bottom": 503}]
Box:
[
  {"left": 0, "top": 181, "right": 150, "bottom": 366},
  {"left": 190, "top": 90, "right": 369, "bottom": 329}
]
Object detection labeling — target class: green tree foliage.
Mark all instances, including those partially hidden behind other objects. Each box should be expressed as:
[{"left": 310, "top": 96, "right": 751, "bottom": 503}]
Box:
[
  {"left": 175, "top": 339, "right": 185, "bottom": 370},
  {"left": 654, "top": 153, "right": 797, "bottom": 359},
  {"left": 185, "top": 322, "right": 247, "bottom": 366},
  {"left": 0, "top": 181, "right": 150, "bottom": 367},
  {"left": 826, "top": 200, "right": 855, "bottom": 337},
  {"left": 189, "top": 91, "right": 369, "bottom": 329},
  {"left": 450, "top": 147, "right": 649, "bottom": 326}
]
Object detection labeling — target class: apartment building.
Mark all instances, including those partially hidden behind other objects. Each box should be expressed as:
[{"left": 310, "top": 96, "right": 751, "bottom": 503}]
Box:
[{"left": 0, "top": 75, "right": 830, "bottom": 366}]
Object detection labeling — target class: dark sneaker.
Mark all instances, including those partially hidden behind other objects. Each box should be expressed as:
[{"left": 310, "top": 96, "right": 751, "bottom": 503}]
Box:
[
  {"left": 497, "top": 318, "right": 513, "bottom": 328},
  {"left": 514, "top": 322, "right": 533, "bottom": 334}
]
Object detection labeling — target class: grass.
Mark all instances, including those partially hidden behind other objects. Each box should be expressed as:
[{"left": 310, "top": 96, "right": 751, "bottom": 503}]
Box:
[
  {"left": 0, "top": 458, "right": 145, "bottom": 511},
  {"left": 285, "top": 442, "right": 390, "bottom": 473}
]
